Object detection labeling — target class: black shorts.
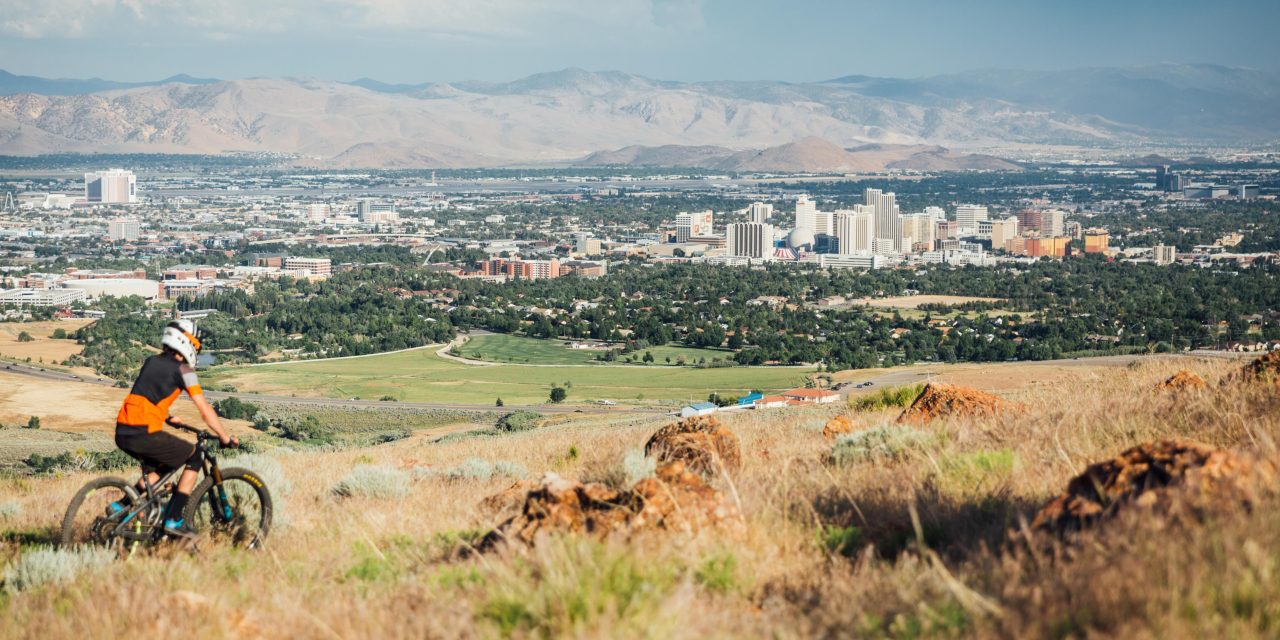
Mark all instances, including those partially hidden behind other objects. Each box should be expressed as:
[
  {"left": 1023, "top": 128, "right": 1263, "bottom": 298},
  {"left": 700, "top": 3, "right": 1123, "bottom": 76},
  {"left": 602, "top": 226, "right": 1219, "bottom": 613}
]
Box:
[{"left": 115, "top": 425, "right": 201, "bottom": 474}]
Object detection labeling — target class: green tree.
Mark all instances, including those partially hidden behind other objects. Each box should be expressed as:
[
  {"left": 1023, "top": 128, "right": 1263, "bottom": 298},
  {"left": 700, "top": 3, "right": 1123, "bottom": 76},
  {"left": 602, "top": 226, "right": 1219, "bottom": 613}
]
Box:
[
  {"left": 25, "top": 416, "right": 41, "bottom": 429},
  {"left": 549, "top": 386, "right": 567, "bottom": 403},
  {"left": 496, "top": 398, "right": 504, "bottom": 407},
  {"left": 16, "top": 331, "right": 33, "bottom": 343},
  {"left": 51, "top": 328, "right": 68, "bottom": 339}
]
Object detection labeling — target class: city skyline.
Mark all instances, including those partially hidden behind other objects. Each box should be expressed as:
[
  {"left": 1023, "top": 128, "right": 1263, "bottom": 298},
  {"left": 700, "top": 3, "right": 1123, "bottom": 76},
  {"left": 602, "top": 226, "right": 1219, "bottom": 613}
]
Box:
[{"left": 2, "top": 0, "right": 1278, "bottom": 84}]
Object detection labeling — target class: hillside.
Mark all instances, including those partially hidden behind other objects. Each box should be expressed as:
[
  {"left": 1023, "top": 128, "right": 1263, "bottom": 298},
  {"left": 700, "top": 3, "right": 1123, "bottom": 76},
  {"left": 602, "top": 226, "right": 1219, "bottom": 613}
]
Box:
[
  {"left": 0, "top": 64, "right": 1276, "bottom": 167},
  {"left": 3, "top": 354, "right": 1279, "bottom": 637}
]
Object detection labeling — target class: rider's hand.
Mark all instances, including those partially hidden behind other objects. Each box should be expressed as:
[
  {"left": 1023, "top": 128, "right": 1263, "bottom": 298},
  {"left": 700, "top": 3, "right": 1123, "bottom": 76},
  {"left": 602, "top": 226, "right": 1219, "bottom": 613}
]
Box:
[{"left": 221, "top": 434, "right": 240, "bottom": 448}]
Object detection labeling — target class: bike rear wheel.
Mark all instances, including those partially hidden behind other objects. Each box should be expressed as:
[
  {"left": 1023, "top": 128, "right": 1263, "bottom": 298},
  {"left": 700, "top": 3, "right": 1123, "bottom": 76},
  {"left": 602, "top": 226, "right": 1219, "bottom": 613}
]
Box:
[
  {"left": 186, "top": 467, "right": 273, "bottom": 549},
  {"left": 60, "top": 476, "right": 141, "bottom": 550}
]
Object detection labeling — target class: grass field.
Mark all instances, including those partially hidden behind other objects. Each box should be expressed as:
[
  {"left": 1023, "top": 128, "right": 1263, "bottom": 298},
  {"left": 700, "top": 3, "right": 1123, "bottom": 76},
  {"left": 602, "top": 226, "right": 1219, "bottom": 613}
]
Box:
[
  {"left": 0, "top": 320, "right": 93, "bottom": 366},
  {"left": 456, "top": 333, "right": 734, "bottom": 366},
  {"left": 4, "top": 355, "right": 1279, "bottom": 638},
  {"left": 206, "top": 348, "right": 808, "bottom": 406}
]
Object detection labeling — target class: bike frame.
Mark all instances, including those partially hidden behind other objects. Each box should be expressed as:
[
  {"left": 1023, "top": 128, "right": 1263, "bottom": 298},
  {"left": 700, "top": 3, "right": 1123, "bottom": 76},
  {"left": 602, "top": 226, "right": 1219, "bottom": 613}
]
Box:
[{"left": 106, "top": 426, "right": 234, "bottom": 542}]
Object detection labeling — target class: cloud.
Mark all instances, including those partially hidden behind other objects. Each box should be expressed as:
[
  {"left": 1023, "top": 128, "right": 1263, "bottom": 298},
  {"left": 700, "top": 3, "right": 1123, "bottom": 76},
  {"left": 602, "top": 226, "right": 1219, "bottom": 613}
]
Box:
[{"left": 0, "top": 0, "right": 706, "bottom": 40}]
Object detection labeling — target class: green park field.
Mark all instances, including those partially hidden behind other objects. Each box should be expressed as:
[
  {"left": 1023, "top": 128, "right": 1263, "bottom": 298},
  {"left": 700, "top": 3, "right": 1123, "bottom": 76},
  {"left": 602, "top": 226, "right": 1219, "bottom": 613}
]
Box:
[
  {"left": 456, "top": 333, "right": 733, "bottom": 366},
  {"left": 204, "top": 346, "right": 810, "bottom": 407}
]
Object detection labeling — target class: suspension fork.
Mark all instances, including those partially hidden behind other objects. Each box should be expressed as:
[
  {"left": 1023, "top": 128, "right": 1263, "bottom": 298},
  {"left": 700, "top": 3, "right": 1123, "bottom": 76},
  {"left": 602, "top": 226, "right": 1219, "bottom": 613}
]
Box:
[{"left": 206, "top": 459, "right": 234, "bottom": 522}]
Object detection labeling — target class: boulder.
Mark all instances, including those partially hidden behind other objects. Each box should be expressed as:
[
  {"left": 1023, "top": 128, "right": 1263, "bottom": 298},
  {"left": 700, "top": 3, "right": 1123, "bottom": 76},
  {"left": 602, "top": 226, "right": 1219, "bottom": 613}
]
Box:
[
  {"left": 1031, "top": 440, "right": 1278, "bottom": 535},
  {"left": 822, "top": 415, "right": 856, "bottom": 440},
  {"left": 480, "top": 461, "right": 740, "bottom": 549},
  {"left": 1157, "top": 370, "right": 1207, "bottom": 391},
  {"left": 896, "top": 383, "right": 1008, "bottom": 424},
  {"left": 1233, "top": 351, "right": 1280, "bottom": 390},
  {"left": 644, "top": 416, "right": 741, "bottom": 477}
]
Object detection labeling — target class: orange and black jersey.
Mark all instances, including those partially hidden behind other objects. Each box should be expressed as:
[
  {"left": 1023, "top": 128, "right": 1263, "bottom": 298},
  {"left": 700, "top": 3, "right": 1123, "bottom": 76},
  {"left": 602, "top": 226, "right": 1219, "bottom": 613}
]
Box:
[{"left": 116, "top": 354, "right": 203, "bottom": 434}]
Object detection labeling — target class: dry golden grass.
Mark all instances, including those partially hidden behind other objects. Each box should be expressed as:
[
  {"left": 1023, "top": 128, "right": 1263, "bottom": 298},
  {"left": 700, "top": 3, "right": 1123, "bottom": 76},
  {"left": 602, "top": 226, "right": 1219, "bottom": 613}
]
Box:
[
  {"left": 0, "top": 321, "right": 93, "bottom": 366},
  {"left": 1, "top": 355, "right": 1278, "bottom": 638}
]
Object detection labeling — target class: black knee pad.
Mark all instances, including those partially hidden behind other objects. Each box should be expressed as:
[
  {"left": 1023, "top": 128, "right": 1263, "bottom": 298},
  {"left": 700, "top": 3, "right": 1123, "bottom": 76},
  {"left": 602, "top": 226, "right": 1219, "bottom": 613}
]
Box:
[{"left": 184, "top": 446, "right": 205, "bottom": 470}]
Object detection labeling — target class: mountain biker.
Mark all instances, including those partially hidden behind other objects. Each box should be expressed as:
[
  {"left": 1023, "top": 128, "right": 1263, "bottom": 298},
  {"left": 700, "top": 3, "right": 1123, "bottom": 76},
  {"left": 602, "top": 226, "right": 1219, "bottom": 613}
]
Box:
[{"left": 112, "top": 319, "right": 238, "bottom": 537}]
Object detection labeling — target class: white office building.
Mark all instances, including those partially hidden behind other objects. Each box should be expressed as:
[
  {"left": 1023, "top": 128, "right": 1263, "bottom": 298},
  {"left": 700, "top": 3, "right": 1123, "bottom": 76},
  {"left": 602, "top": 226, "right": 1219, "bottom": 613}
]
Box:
[
  {"left": 955, "top": 204, "right": 988, "bottom": 235},
  {"left": 305, "top": 204, "right": 330, "bottom": 222},
  {"left": 794, "top": 196, "right": 818, "bottom": 232},
  {"left": 0, "top": 288, "right": 87, "bottom": 307},
  {"left": 833, "top": 208, "right": 874, "bottom": 254},
  {"left": 726, "top": 222, "right": 775, "bottom": 259},
  {"left": 865, "top": 188, "right": 901, "bottom": 252},
  {"left": 107, "top": 219, "right": 141, "bottom": 242},
  {"left": 900, "top": 213, "right": 937, "bottom": 251},
  {"left": 1039, "top": 209, "right": 1065, "bottom": 238},
  {"left": 747, "top": 202, "right": 774, "bottom": 224},
  {"left": 1154, "top": 245, "right": 1177, "bottom": 265},
  {"left": 85, "top": 169, "right": 137, "bottom": 204}
]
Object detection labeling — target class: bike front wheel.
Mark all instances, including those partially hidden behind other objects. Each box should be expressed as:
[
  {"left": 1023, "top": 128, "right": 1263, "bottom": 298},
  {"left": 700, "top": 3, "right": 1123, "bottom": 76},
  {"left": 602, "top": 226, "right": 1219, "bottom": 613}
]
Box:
[
  {"left": 60, "top": 476, "right": 141, "bottom": 550},
  {"left": 186, "top": 467, "right": 273, "bottom": 549}
]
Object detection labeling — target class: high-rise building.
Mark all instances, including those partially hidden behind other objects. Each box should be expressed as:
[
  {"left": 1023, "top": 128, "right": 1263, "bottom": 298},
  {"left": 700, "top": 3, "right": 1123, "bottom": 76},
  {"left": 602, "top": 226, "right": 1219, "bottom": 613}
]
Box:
[
  {"left": 1039, "top": 210, "right": 1065, "bottom": 238},
  {"left": 954, "top": 204, "right": 988, "bottom": 235},
  {"left": 747, "top": 202, "right": 774, "bottom": 224},
  {"left": 989, "top": 217, "right": 1019, "bottom": 253},
  {"left": 358, "top": 200, "right": 398, "bottom": 223},
  {"left": 900, "top": 213, "right": 936, "bottom": 252},
  {"left": 85, "top": 169, "right": 137, "bottom": 204},
  {"left": 924, "top": 206, "right": 946, "bottom": 221},
  {"left": 107, "top": 219, "right": 141, "bottom": 242},
  {"left": 1155, "top": 165, "right": 1168, "bottom": 191},
  {"left": 813, "top": 210, "right": 834, "bottom": 236},
  {"left": 689, "top": 210, "right": 714, "bottom": 236},
  {"left": 833, "top": 208, "right": 874, "bottom": 254},
  {"left": 864, "top": 188, "right": 900, "bottom": 252},
  {"left": 726, "top": 222, "right": 774, "bottom": 259},
  {"left": 1154, "top": 245, "right": 1177, "bottom": 265},
  {"left": 305, "top": 204, "right": 330, "bottom": 222},
  {"left": 794, "top": 196, "right": 818, "bottom": 232},
  {"left": 1016, "top": 209, "right": 1041, "bottom": 233},
  {"left": 1084, "top": 230, "right": 1109, "bottom": 254}
]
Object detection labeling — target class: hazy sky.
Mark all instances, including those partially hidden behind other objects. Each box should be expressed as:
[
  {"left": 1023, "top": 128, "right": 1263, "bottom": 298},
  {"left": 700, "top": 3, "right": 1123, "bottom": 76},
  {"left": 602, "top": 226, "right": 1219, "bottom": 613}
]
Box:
[{"left": 2, "top": 0, "right": 1278, "bottom": 83}]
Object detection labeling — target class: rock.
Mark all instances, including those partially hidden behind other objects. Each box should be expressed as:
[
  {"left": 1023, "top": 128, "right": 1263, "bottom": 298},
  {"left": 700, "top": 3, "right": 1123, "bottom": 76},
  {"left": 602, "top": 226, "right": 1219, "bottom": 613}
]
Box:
[
  {"left": 822, "top": 415, "right": 856, "bottom": 440},
  {"left": 1233, "top": 351, "right": 1280, "bottom": 390},
  {"left": 478, "top": 480, "right": 538, "bottom": 518},
  {"left": 1157, "top": 370, "right": 1207, "bottom": 391},
  {"left": 480, "top": 462, "right": 740, "bottom": 549},
  {"left": 1030, "top": 440, "right": 1278, "bottom": 535},
  {"left": 896, "top": 383, "right": 1009, "bottom": 424},
  {"left": 644, "top": 416, "right": 741, "bottom": 478}
]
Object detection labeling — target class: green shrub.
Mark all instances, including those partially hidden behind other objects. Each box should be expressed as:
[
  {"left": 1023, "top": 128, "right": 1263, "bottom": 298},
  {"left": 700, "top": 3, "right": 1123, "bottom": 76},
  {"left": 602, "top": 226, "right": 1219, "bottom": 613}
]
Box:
[
  {"left": 850, "top": 383, "right": 925, "bottom": 411},
  {"left": 828, "top": 426, "right": 930, "bottom": 466},
  {"left": 495, "top": 411, "right": 542, "bottom": 432},
  {"left": 694, "top": 551, "right": 739, "bottom": 592},
  {"left": 331, "top": 465, "right": 411, "bottom": 499},
  {"left": 24, "top": 450, "right": 135, "bottom": 475},
  {"left": 549, "top": 386, "right": 567, "bottom": 403},
  {"left": 24, "top": 416, "right": 40, "bottom": 430},
  {"left": 3, "top": 546, "right": 114, "bottom": 593},
  {"left": 212, "top": 397, "right": 260, "bottom": 421},
  {"left": 819, "top": 524, "right": 863, "bottom": 557}
]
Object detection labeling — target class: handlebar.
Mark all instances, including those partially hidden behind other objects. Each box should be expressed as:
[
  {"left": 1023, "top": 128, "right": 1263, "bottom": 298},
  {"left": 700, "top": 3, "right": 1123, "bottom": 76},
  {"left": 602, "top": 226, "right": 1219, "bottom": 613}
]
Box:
[{"left": 167, "top": 420, "right": 236, "bottom": 447}]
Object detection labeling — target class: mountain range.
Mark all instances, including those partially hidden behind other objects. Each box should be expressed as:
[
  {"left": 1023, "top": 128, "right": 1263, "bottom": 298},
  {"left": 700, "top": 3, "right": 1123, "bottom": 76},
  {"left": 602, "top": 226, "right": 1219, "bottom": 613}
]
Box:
[{"left": 0, "top": 64, "right": 1275, "bottom": 170}]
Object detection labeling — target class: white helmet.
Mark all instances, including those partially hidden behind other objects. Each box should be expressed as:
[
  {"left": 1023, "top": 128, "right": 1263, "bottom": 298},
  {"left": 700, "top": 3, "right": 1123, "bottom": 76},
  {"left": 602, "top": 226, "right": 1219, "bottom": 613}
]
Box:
[{"left": 161, "top": 319, "right": 202, "bottom": 367}]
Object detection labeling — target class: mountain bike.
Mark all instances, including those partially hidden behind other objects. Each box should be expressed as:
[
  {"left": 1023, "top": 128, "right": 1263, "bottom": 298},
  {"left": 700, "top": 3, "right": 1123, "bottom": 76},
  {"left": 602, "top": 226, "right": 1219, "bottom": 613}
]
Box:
[{"left": 60, "top": 424, "right": 272, "bottom": 554}]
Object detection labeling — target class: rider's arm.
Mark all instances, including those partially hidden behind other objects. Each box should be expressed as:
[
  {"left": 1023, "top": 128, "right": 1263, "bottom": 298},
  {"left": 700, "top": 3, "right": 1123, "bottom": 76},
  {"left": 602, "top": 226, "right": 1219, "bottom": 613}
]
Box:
[{"left": 190, "top": 393, "right": 237, "bottom": 447}]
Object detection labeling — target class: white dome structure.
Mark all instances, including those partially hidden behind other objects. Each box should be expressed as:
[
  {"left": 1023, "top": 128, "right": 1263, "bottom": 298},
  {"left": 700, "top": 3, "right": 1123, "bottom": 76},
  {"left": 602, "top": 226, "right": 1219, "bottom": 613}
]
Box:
[{"left": 786, "top": 227, "right": 815, "bottom": 252}]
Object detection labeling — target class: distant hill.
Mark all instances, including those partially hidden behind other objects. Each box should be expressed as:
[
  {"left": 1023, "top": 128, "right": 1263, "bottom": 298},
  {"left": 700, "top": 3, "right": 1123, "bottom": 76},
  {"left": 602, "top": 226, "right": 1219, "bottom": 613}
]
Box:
[
  {"left": 577, "top": 138, "right": 1022, "bottom": 173},
  {"left": 0, "top": 64, "right": 1275, "bottom": 167}
]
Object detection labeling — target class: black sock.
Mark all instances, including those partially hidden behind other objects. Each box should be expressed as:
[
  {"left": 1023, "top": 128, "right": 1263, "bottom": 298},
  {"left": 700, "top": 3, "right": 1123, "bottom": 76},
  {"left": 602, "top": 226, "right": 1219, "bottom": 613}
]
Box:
[{"left": 166, "top": 492, "right": 191, "bottom": 522}]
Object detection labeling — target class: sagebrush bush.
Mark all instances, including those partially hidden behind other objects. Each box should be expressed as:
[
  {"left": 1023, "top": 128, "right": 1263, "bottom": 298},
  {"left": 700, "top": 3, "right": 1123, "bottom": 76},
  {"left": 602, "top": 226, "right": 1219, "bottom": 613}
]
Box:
[
  {"left": 622, "top": 448, "right": 656, "bottom": 486},
  {"left": 495, "top": 411, "right": 542, "bottom": 432},
  {"left": 438, "top": 458, "right": 529, "bottom": 481},
  {"left": 331, "top": 465, "right": 411, "bottom": 499},
  {"left": 3, "top": 546, "right": 114, "bottom": 593},
  {"left": 850, "top": 383, "right": 925, "bottom": 411},
  {"left": 829, "top": 425, "right": 930, "bottom": 465},
  {"left": 0, "top": 500, "right": 20, "bottom": 521}
]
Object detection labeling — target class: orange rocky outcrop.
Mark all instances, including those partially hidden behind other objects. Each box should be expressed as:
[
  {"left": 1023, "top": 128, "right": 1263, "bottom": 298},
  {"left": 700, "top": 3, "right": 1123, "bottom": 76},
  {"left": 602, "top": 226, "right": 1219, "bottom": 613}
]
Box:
[
  {"left": 644, "top": 416, "right": 741, "bottom": 478},
  {"left": 1031, "top": 440, "right": 1278, "bottom": 535},
  {"left": 1157, "top": 370, "right": 1207, "bottom": 391},
  {"left": 480, "top": 461, "right": 740, "bottom": 549},
  {"left": 822, "top": 415, "right": 857, "bottom": 440},
  {"left": 896, "top": 383, "right": 1009, "bottom": 424}
]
